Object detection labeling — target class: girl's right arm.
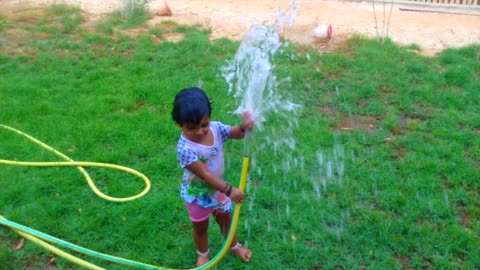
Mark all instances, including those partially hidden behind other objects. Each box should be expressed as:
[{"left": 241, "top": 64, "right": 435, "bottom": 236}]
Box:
[{"left": 186, "top": 160, "right": 245, "bottom": 204}]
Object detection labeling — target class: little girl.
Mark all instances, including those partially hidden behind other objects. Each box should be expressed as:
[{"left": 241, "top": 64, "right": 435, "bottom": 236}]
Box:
[{"left": 171, "top": 87, "right": 254, "bottom": 267}]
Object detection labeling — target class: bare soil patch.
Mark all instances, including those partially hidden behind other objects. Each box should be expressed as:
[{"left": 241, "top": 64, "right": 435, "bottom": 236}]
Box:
[{"left": 1, "top": 0, "right": 480, "bottom": 55}]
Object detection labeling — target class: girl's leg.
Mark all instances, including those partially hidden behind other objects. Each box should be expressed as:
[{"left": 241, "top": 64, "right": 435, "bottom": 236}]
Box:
[
  {"left": 192, "top": 219, "right": 210, "bottom": 266},
  {"left": 214, "top": 212, "right": 252, "bottom": 262}
]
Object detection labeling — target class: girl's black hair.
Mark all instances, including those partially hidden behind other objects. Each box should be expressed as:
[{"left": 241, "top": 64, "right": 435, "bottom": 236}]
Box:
[{"left": 172, "top": 87, "right": 212, "bottom": 126}]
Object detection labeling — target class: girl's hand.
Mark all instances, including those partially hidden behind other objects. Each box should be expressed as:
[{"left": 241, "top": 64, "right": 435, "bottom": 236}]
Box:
[
  {"left": 231, "top": 110, "right": 255, "bottom": 139},
  {"left": 228, "top": 187, "right": 245, "bottom": 204},
  {"left": 241, "top": 111, "right": 255, "bottom": 131}
]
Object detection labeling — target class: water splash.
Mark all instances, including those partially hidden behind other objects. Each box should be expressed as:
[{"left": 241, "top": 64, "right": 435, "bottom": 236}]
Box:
[
  {"left": 221, "top": 1, "right": 301, "bottom": 130},
  {"left": 217, "top": 3, "right": 356, "bottom": 249},
  {"left": 221, "top": 24, "right": 300, "bottom": 130},
  {"left": 221, "top": 8, "right": 303, "bottom": 210}
]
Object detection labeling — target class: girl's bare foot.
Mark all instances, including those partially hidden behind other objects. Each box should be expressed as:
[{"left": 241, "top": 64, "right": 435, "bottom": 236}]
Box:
[
  {"left": 230, "top": 243, "right": 252, "bottom": 263},
  {"left": 196, "top": 249, "right": 210, "bottom": 266}
]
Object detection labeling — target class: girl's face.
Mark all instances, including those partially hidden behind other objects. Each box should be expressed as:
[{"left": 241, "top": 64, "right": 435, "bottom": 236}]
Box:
[{"left": 179, "top": 115, "right": 211, "bottom": 143}]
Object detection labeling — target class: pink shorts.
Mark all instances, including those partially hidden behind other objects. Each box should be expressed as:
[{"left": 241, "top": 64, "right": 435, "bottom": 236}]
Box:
[{"left": 184, "top": 193, "right": 231, "bottom": 222}]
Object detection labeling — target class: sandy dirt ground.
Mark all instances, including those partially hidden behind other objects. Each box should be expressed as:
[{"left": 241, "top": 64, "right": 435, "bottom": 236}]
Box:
[{"left": 2, "top": 0, "right": 480, "bottom": 55}]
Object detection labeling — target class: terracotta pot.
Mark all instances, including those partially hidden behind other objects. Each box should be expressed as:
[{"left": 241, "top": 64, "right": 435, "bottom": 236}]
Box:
[{"left": 156, "top": 1, "right": 172, "bottom": 16}]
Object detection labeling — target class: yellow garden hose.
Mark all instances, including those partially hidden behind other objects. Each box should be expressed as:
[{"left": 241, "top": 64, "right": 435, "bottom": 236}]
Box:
[
  {"left": 0, "top": 124, "right": 150, "bottom": 202},
  {"left": 0, "top": 124, "right": 251, "bottom": 269},
  {"left": 0, "top": 217, "right": 105, "bottom": 270}
]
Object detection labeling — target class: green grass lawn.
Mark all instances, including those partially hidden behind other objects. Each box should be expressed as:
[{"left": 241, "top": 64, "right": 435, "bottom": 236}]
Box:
[{"left": 1, "top": 4, "right": 479, "bottom": 270}]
